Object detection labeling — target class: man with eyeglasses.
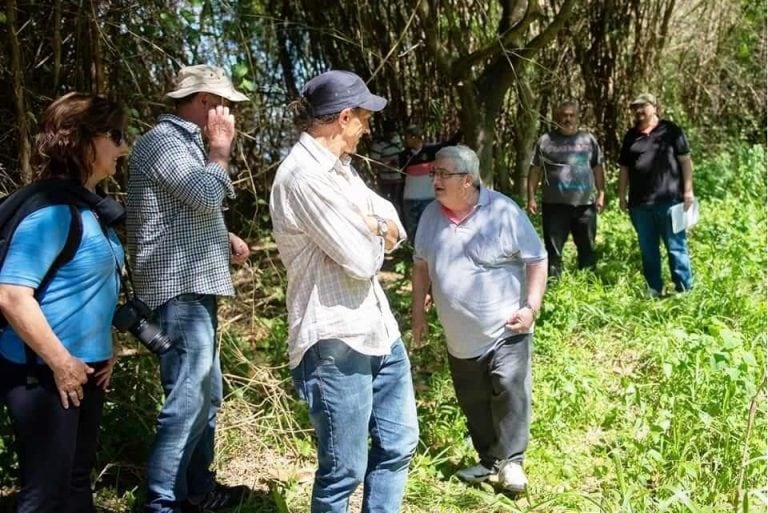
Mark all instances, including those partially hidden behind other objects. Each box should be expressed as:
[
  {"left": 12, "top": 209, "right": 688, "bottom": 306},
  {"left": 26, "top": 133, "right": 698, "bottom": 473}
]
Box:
[
  {"left": 127, "top": 65, "right": 251, "bottom": 513},
  {"left": 411, "top": 145, "right": 547, "bottom": 493},
  {"left": 527, "top": 101, "right": 605, "bottom": 280},
  {"left": 618, "top": 93, "right": 695, "bottom": 297}
]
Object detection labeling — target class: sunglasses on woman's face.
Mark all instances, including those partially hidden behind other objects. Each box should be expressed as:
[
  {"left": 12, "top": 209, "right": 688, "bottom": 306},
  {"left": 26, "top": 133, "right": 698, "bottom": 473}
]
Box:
[{"left": 107, "top": 129, "right": 125, "bottom": 146}]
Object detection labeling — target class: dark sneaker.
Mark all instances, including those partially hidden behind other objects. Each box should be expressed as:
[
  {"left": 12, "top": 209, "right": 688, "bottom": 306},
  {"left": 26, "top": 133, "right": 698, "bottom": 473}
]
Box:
[
  {"left": 183, "top": 483, "right": 249, "bottom": 512},
  {"left": 455, "top": 462, "right": 496, "bottom": 483}
]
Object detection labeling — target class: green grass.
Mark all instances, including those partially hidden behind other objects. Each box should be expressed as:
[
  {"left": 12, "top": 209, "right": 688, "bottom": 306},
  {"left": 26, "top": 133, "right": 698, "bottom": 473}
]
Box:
[{"left": 0, "top": 145, "right": 765, "bottom": 513}]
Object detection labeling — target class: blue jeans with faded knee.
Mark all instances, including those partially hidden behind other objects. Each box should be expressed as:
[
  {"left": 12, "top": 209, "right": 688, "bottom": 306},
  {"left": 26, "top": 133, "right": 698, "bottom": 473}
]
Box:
[
  {"left": 630, "top": 202, "right": 694, "bottom": 293},
  {"left": 291, "top": 338, "right": 419, "bottom": 513},
  {"left": 144, "top": 294, "right": 222, "bottom": 513}
]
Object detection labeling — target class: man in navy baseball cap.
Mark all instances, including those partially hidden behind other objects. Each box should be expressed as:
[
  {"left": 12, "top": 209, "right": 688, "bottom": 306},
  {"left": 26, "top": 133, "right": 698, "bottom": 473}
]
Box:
[
  {"left": 302, "top": 70, "right": 387, "bottom": 117},
  {"left": 271, "top": 71, "right": 417, "bottom": 512}
]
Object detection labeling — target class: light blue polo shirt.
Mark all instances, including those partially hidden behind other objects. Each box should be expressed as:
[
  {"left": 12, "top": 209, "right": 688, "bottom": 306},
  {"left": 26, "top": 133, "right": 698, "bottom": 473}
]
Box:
[
  {"left": 0, "top": 205, "right": 123, "bottom": 364},
  {"left": 414, "top": 187, "right": 546, "bottom": 359}
]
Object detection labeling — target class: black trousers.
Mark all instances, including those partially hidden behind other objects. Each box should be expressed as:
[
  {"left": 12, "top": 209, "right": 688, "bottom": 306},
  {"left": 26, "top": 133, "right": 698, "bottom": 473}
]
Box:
[
  {"left": 377, "top": 180, "right": 404, "bottom": 218},
  {"left": 0, "top": 356, "right": 106, "bottom": 513},
  {"left": 447, "top": 334, "right": 532, "bottom": 467},
  {"left": 541, "top": 202, "right": 597, "bottom": 278}
]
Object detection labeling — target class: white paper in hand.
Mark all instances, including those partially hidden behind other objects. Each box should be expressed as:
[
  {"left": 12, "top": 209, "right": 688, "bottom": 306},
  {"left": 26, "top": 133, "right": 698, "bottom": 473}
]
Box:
[{"left": 670, "top": 199, "right": 700, "bottom": 234}]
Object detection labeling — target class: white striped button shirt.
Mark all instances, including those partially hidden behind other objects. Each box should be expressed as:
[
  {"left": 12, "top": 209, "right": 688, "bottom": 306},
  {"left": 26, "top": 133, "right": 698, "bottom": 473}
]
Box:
[{"left": 270, "top": 133, "right": 406, "bottom": 369}]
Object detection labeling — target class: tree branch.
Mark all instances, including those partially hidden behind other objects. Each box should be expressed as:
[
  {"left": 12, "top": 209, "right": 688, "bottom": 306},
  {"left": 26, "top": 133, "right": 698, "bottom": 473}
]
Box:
[
  {"left": 450, "top": 0, "right": 548, "bottom": 77},
  {"left": 517, "top": 0, "right": 577, "bottom": 60}
]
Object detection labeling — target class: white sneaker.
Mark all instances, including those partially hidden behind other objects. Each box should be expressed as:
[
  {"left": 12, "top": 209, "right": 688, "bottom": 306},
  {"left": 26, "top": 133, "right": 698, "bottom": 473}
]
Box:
[
  {"left": 455, "top": 462, "right": 495, "bottom": 483},
  {"left": 498, "top": 461, "right": 527, "bottom": 493}
]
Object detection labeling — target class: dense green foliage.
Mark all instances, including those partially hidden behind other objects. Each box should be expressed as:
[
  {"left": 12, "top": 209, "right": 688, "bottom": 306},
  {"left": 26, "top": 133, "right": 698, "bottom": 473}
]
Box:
[
  {"left": 5, "top": 145, "right": 762, "bottom": 512},
  {"left": 0, "top": 0, "right": 765, "bottom": 200},
  {"left": 0, "top": 1, "right": 765, "bottom": 510}
]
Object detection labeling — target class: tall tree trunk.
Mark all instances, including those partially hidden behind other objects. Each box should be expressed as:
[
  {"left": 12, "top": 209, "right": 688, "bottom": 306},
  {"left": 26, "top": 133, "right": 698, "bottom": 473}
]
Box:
[
  {"left": 53, "top": 0, "right": 62, "bottom": 93},
  {"left": 276, "top": 0, "right": 299, "bottom": 98},
  {"left": 7, "top": 0, "right": 32, "bottom": 183},
  {"left": 470, "top": 41, "right": 523, "bottom": 189},
  {"left": 512, "top": 63, "right": 538, "bottom": 198},
  {"left": 440, "top": 0, "right": 576, "bottom": 191},
  {"left": 90, "top": 0, "right": 104, "bottom": 94}
]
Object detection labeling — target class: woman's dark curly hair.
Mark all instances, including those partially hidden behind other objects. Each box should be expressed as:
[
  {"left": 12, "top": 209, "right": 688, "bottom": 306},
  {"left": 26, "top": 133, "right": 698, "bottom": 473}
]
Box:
[{"left": 31, "top": 92, "right": 126, "bottom": 184}]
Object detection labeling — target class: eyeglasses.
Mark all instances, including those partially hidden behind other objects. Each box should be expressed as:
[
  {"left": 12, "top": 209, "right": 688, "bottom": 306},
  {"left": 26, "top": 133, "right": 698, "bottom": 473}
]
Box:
[
  {"left": 107, "top": 129, "right": 125, "bottom": 146},
  {"left": 429, "top": 169, "right": 468, "bottom": 179}
]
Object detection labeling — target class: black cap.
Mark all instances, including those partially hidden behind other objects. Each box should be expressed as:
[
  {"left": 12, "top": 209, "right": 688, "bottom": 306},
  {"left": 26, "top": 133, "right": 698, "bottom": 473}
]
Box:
[{"left": 302, "top": 70, "right": 387, "bottom": 117}]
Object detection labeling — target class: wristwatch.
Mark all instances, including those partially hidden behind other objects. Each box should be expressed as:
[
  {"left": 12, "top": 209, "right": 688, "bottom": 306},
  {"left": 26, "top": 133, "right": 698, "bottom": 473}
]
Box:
[
  {"left": 522, "top": 302, "right": 540, "bottom": 320},
  {"left": 374, "top": 216, "right": 389, "bottom": 237}
]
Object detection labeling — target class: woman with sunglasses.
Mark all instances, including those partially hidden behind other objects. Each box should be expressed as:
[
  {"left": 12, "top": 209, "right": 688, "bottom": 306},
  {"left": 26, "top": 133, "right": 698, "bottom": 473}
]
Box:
[{"left": 0, "top": 92, "right": 128, "bottom": 513}]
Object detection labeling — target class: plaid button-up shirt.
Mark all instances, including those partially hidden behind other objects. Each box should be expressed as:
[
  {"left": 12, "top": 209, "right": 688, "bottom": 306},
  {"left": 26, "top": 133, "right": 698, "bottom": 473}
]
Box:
[
  {"left": 127, "top": 114, "right": 236, "bottom": 309},
  {"left": 270, "top": 133, "right": 406, "bottom": 369}
]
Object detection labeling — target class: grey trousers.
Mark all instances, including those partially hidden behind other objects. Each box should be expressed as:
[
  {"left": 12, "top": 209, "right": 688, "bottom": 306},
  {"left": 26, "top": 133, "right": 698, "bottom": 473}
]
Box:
[{"left": 447, "top": 333, "right": 532, "bottom": 467}]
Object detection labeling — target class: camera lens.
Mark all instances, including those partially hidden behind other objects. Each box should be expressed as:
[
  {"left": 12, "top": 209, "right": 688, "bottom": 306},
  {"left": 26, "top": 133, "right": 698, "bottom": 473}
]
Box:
[
  {"left": 133, "top": 319, "right": 173, "bottom": 355},
  {"left": 113, "top": 299, "right": 174, "bottom": 355}
]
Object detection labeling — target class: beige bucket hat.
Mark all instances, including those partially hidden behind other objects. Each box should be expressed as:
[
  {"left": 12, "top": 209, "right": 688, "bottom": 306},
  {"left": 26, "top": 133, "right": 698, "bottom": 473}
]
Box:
[{"left": 166, "top": 65, "right": 249, "bottom": 102}]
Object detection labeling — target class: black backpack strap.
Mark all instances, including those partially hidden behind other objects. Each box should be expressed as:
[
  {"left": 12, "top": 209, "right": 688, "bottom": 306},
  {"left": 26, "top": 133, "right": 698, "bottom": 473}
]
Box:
[{"left": 24, "top": 204, "right": 83, "bottom": 386}]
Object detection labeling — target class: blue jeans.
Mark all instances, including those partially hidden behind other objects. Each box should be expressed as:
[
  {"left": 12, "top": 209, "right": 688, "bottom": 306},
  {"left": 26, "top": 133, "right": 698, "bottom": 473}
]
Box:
[
  {"left": 630, "top": 203, "right": 694, "bottom": 293},
  {"left": 402, "top": 199, "right": 433, "bottom": 241},
  {"left": 144, "top": 294, "right": 222, "bottom": 513},
  {"left": 291, "top": 339, "right": 419, "bottom": 513}
]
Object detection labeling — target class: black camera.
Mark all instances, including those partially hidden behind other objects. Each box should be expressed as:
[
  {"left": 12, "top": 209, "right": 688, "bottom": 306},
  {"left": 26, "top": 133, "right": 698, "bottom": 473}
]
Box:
[{"left": 113, "top": 298, "right": 173, "bottom": 355}]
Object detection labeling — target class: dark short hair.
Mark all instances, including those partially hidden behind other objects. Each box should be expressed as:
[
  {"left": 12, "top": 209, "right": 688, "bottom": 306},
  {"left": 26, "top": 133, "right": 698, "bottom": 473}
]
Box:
[
  {"left": 382, "top": 119, "right": 398, "bottom": 134},
  {"left": 405, "top": 125, "right": 422, "bottom": 137},
  {"left": 32, "top": 92, "right": 126, "bottom": 184},
  {"left": 288, "top": 96, "right": 362, "bottom": 132}
]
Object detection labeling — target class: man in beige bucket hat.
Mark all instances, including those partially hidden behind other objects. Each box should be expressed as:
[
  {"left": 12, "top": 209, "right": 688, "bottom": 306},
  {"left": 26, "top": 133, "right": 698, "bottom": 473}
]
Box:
[
  {"left": 165, "top": 64, "right": 250, "bottom": 103},
  {"left": 127, "top": 64, "right": 251, "bottom": 512}
]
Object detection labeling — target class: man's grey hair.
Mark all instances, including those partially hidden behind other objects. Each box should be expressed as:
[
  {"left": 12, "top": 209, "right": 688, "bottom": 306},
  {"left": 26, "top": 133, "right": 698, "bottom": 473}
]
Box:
[
  {"left": 556, "top": 100, "right": 580, "bottom": 115},
  {"left": 436, "top": 145, "right": 481, "bottom": 186}
]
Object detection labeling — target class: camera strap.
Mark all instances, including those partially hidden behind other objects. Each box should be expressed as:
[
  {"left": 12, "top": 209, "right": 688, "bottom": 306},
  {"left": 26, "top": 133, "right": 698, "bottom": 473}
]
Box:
[{"left": 119, "top": 258, "right": 141, "bottom": 303}]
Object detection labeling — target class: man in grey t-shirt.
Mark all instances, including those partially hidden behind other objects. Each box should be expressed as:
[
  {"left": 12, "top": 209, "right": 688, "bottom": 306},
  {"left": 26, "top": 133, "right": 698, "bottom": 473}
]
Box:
[{"left": 527, "top": 101, "right": 605, "bottom": 279}]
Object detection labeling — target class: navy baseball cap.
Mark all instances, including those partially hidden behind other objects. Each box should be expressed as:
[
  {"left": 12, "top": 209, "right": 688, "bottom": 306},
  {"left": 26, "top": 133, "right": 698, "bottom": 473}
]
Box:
[{"left": 302, "top": 70, "right": 387, "bottom": 117}]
